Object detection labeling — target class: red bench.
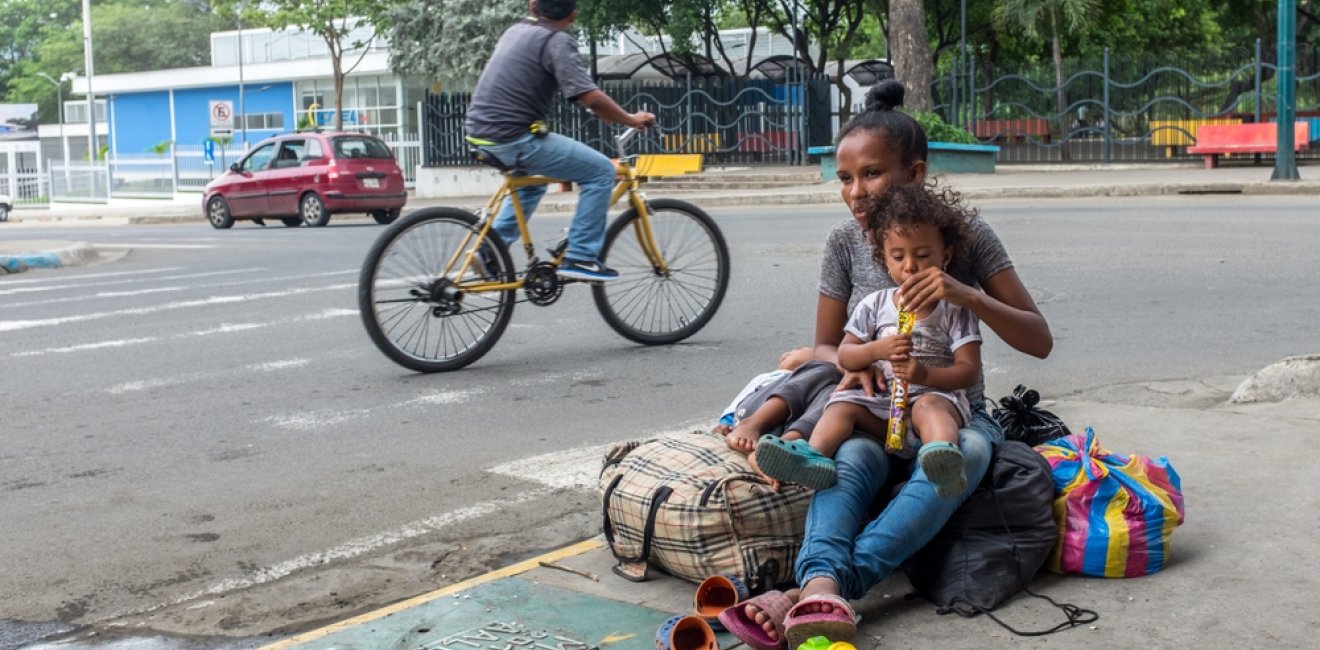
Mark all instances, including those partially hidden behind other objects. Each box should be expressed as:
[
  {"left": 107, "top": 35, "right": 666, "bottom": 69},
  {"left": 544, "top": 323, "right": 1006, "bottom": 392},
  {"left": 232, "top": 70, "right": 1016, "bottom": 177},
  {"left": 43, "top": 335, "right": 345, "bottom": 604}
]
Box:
[
  {"left": 972, "top": 118, "right": 1052, "bottom": 144},
  {"left": 1187, "top": 122, "right": 1310, "bottom": 169}
]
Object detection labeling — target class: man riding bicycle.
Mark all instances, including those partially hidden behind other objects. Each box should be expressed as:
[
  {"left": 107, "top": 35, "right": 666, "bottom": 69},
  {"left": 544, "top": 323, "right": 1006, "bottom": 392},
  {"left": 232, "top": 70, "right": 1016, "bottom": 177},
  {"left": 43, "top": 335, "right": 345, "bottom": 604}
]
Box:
[{"left": 464, "top": 0, "right": 655, "bottom": 282}]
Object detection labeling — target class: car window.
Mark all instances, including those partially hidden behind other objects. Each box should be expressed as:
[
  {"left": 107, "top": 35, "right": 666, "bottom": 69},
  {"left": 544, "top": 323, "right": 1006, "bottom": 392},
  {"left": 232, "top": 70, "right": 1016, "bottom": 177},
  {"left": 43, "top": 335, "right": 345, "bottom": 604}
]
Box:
[
  {"left": 243, "top": 143, "right": 278, "bottom": 172},
  {"left": 275, "top": 140, "right": 306, "bottom": 168},
  {"left": 306, "top": 139, "right": 324, "bottom": 159},
  {"left": 333, "top": 136, "right": 393, "bottom": 160}
]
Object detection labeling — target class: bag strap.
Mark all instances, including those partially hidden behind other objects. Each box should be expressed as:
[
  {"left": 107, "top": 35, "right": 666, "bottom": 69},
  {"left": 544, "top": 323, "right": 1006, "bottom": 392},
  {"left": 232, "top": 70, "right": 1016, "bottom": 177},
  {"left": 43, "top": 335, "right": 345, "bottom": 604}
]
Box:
[
  {"left": 919, "top": 482, "right": 1098, "bottom": 635},
  {"left": 604, "top": 484, "right": 673, "bottom": 582}
]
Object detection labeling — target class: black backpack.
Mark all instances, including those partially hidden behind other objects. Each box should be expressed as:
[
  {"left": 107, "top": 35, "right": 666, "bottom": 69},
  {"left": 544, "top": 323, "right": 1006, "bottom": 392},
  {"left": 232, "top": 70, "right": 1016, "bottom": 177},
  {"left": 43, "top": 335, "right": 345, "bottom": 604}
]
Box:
[{"left": 902, "top": 441, "right": 1098, "bottom": 634}]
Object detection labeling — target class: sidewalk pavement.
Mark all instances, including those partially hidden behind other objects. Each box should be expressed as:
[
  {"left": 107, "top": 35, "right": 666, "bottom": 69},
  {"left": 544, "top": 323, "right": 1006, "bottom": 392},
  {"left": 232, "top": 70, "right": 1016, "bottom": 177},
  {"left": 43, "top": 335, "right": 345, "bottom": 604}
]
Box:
[
  {"left": 253, "top": 371, "right": 1319, "bottom": 650},
  {"left": 2, "top": 162, "right": 1317, "bottom": 273}
]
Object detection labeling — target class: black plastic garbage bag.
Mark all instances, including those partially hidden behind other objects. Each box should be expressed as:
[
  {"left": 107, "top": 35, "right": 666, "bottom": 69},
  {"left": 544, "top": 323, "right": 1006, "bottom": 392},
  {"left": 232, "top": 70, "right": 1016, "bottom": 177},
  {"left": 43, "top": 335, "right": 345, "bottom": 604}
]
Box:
[{"left": 992, "top": 385, "right": 1071, "bottom": 447}]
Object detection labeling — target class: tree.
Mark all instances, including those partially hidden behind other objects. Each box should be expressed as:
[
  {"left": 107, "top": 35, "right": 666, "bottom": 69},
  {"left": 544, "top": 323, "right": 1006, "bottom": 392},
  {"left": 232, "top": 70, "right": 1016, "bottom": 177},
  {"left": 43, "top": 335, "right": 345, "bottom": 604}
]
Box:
[
  {"left": 992, "top": 0, "right": 1100, "bottom": 138},
  {"left": 217, "top": 0, "right": 396, "bottom": 130},
  {"left": 386, "top": 0, "right": 523, "bottom": 90},
  {"left": 888, "top": 0, "right": 933, "bottom": 110}
]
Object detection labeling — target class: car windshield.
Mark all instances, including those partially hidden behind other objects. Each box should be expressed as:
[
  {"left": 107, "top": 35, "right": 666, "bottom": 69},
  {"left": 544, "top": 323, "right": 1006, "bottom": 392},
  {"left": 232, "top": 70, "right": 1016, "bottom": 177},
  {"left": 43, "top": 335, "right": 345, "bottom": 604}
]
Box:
[{"left": 333, "top": 136, "right": 393, "bottom": 160}]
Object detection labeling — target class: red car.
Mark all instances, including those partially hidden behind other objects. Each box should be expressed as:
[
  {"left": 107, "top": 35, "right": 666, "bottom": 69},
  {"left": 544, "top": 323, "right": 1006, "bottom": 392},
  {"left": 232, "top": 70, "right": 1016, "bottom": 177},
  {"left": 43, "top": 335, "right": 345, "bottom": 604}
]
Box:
[{"left": 203, "top": 131, "right": 407, "bottom": 228}]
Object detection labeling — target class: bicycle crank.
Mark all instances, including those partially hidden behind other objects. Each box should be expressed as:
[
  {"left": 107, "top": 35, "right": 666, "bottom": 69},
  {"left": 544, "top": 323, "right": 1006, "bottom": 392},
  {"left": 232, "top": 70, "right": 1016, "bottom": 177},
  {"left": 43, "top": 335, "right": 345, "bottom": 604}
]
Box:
[{"left": 523, "top": 261, "right": 564, "bottom": 306}]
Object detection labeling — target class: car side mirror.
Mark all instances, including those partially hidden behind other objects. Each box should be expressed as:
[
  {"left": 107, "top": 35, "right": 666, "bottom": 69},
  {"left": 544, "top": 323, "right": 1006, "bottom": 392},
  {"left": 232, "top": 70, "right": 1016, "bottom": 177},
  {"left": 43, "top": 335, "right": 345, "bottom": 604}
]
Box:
[{"left": 229, "top": 163, "right": 240, "bottom": 173}]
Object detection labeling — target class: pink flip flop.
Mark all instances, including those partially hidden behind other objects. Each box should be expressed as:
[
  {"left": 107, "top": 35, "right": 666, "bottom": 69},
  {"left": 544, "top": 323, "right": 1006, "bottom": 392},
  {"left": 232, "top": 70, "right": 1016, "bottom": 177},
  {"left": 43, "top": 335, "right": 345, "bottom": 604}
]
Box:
[
  {"left": 782, "top": 593, "right": 857, "bottom": 649},
  {"left": 716, "top": 590, "right": 793, "bottom": 650}
]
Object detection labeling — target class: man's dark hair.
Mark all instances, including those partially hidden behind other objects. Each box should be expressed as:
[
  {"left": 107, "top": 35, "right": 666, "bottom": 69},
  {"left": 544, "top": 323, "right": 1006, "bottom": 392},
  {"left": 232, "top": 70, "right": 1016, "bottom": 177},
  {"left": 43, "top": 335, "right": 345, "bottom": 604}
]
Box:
[{"left": 536, "top": 0, "right": 577, "bottom": 20}]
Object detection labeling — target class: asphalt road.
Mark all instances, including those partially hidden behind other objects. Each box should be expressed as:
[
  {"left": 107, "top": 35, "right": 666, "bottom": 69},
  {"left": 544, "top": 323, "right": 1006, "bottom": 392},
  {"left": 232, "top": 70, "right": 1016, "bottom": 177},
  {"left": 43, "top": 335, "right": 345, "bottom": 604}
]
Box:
[{"left": 3, "top": 194, "right": 1318, "bottom": 648}]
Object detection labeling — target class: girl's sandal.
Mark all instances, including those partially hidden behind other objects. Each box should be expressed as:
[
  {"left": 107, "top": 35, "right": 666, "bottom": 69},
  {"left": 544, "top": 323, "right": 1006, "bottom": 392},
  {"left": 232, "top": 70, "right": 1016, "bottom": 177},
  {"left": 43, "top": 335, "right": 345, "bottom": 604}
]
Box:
[
  {"left": 694, "top": 574, "right": 748, "bottom": 631},
  {"left": 655, "top": 614, "right": 718, "bottom": 650}
]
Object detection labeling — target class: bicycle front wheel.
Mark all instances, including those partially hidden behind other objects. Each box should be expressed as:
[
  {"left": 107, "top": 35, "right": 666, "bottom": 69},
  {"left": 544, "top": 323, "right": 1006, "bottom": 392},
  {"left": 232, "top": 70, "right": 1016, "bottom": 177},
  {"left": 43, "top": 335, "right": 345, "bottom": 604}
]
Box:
[
  {"left": 593, "top": 198, "right": 730, "bottom": 345},
  {"left": 358, "top": 207, "right": 516, "bottom": 372}
]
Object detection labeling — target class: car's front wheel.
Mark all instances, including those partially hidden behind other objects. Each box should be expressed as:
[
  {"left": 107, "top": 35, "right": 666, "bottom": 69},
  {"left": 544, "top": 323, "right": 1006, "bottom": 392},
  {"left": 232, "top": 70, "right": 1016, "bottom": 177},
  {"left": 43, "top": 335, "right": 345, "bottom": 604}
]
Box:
[
  {"left": 301, "top": 193, "right": 331, "bottom": 227},
  {"left": 207, "top": 196, "right": 234, "bottom": 229},
  {"left": 371, "top": 208, "right": 400, "bottom": 225},
  {"left": 0, "top": 203, "right": 10, "bottom": 222}
]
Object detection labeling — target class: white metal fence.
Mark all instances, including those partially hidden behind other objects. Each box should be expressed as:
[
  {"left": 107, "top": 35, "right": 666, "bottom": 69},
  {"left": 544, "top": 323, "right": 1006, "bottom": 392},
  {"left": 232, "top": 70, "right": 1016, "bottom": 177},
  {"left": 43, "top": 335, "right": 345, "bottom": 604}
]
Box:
[
  {"left": 2, "top": 143, "right": 48, "bottom": 208},
  {"left": 39, "top": 134, "right": 418, "bottom": 205},
  {"left": 49, "top": 162, "right": 110, "bottom": 203}
]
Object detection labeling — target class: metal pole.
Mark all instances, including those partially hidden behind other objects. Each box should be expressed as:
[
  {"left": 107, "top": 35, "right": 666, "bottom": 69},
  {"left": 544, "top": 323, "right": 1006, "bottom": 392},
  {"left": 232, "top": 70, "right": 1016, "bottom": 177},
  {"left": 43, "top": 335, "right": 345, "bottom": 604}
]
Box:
[
  {"left": 1273, "top": 0, "right": 1299, "bottom": 180},
  {"left": 81, "top": 0, "right": 97, "bottom": 161},
  {"left": 1255, "top": 39, "right": 1263, "bottom": 125},
  {"left": 238, "top": 11, "right": 247, "bottom": 147},
  {"left": 1103, "top": 48, "right": 1111, "bottom": 163},
  {"left": 960, "top": 0, "right": 967, "bottom": 130}
]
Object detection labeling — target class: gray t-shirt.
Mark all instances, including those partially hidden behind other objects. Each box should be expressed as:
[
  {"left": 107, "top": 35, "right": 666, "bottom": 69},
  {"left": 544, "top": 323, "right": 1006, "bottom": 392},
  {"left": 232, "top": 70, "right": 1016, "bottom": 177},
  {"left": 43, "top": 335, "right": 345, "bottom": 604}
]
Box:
[
  {"left": 464, "top": 19, "right": 598, "bottom": 143},
  {"left": 818, "top": 216, "right": 1013, "bottom": 404}
]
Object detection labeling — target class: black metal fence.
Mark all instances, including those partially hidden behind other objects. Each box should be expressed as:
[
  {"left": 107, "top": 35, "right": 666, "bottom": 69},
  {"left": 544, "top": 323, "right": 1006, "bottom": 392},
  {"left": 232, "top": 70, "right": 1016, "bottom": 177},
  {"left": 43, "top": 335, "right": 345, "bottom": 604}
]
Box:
[
  {"left": 422, "top": 73, "right": 833, "bottom": 167},
  {"left": 935, "top": 42, "right": 1320, "bottom": 164}
]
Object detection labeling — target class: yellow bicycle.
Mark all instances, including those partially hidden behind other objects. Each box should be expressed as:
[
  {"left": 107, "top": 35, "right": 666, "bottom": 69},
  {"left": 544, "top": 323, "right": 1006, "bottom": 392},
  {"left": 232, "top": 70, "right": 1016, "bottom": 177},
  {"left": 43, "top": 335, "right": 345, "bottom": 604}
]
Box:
[{"left": 358, "top": 129, "right": 731, "bottom": 372}]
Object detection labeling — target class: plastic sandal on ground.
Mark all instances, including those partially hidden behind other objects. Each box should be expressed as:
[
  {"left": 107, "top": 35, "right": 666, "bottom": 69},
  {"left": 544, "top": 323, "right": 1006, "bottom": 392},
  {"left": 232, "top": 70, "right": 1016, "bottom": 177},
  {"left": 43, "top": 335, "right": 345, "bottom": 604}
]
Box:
[
  {"left": 716, "top": 590, "right": 793, "bottom": 650},
  {"left": 918, "top": 441, "right": 967, "bottom": 499},
  {"left": 782, "top": 593, "right": 858, "bottom": 650},
  {"left": 754, "top": 435, "right": 837, "bottom": 490},
  {"left": 694, "top": 574, "right": 748, "bottom": 631},
  {"left": 655, "top": 614, "right": 718, "bottom": 650}
]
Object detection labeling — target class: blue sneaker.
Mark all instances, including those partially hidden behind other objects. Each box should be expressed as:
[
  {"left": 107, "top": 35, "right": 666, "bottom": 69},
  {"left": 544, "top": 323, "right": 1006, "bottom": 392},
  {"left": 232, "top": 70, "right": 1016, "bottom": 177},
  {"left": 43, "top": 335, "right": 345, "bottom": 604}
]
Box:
[{"left": 557, "top": 258, "right": 619, "bottom": 282}]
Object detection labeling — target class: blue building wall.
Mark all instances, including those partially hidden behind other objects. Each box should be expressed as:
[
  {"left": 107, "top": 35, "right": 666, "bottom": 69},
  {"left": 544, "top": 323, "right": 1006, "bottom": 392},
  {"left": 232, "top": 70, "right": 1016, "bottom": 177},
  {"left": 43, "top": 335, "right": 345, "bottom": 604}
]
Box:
[
  {"left": 110, "top": 91, "right": 171, "bottom": 155},
  {"left": 110, "top": 82, "right": 295, "bottom": 154}
]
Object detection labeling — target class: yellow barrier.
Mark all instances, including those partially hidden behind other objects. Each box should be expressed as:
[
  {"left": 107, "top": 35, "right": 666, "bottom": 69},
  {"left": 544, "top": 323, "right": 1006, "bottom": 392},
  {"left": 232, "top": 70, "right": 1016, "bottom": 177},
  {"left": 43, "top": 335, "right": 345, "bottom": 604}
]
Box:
[
  {"left": 662, "top": 132, "right": 722, "bottom": 154},
  {"left": 633, "top": 154, "right": 703, "bottom": 177},
  {"left": 1150, "top": 118, "right": 1242, "bottom": 157}
]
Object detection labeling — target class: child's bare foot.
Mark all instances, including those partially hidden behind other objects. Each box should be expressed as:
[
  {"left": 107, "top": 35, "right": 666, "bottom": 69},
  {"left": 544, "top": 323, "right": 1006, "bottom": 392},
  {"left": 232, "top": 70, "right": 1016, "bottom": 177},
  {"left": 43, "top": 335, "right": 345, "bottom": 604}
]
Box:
[
  {"left": 725, "top": 421, "right": 763, "bottom": 453},
  {"left": 747, "top": 451, "right": 781, "bottom": 491}
]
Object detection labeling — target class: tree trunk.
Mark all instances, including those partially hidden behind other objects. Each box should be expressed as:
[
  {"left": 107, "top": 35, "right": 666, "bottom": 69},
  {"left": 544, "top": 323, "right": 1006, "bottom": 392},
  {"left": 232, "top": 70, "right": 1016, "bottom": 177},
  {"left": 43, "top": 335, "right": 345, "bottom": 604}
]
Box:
[
  {"left": 332, "top": 51, "right": 345, "bottom": 131},
  {"left": 890, "top": 0, "right": 933, "bottom": 112}
]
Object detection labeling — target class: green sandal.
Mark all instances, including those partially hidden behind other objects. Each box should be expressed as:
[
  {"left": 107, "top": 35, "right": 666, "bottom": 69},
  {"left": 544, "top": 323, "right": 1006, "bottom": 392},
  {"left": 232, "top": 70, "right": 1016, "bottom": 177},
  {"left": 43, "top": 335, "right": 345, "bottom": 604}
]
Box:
[
  {"left": 918, "top": 441, "right": 967, "bottom": 499},
  {"left": 755, "top": 435, "right": 837, "bottom": 490}
]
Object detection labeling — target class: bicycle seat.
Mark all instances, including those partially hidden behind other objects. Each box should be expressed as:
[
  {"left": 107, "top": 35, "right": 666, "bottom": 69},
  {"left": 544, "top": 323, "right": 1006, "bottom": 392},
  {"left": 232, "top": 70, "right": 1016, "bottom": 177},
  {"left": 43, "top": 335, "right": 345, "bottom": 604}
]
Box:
[{"left": 467, "top": 145, "right": 514, "bottom": 173}]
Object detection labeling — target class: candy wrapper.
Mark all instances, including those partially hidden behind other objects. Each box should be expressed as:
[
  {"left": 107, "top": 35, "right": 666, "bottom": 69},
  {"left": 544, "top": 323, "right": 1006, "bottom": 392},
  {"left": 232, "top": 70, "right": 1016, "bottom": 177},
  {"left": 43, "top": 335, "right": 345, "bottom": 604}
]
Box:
[{"left": 884, "top": 310, "right": 915, "bottom": 452}]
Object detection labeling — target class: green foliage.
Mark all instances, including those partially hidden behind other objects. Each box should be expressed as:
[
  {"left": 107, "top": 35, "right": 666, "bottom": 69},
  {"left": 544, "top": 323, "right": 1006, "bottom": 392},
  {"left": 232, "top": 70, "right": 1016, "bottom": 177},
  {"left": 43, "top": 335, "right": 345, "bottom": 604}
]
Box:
[
  {"left": 909, "top": 111, "right": 978, "bottom": 144},
  {"left": 149, "top": 140, "right": 173, "bottom": 156},
  {"left": 386, "top": 0, "right": 524, "bottom": 90}
]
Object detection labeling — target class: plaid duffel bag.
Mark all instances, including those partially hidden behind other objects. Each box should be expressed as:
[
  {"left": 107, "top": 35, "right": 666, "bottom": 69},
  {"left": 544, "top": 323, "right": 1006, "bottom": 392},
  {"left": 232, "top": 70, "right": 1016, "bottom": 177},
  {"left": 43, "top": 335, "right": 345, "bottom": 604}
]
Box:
[{"left": 599, "top": 431, "right": 812, "bottom": 592}]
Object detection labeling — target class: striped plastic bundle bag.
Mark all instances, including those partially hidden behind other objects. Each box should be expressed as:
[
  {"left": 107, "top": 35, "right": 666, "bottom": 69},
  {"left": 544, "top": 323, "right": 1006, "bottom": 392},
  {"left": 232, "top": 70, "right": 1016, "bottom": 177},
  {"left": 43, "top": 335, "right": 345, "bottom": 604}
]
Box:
[{"left": 1037, "top": 427, "right": 1185, "bottom": 578}]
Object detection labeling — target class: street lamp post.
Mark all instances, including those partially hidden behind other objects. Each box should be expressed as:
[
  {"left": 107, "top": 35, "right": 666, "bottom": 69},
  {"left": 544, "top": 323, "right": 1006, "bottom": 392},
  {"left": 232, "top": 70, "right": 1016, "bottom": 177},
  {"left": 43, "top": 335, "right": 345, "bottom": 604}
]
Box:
[
  {"left": 81, "top": 0, "right": 97, "bottom": 161},
  {"left": 35, "top": 72, "right": 72, "bottom": 166}
]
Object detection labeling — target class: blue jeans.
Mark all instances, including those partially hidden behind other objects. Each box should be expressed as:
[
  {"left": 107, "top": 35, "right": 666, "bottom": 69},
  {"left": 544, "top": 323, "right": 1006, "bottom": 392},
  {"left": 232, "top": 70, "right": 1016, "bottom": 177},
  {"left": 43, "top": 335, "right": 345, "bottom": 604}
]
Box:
[
  {"left": 794, "top": 404, "right": 1004, "bottom": 600},
  {"left": 479, "top": 132, "right": 616, "bottom": 263}
]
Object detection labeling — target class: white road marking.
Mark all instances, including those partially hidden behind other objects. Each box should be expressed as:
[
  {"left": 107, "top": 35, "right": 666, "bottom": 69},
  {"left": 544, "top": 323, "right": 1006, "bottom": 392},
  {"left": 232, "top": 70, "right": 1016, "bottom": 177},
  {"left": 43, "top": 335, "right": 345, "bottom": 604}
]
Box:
[
  {"left": 144, "top": 487, "right": 555, "bottom": 615},
  {"left": 0, "top": 268, "right": 353, "bottom": 304},
  {"left": 11, "top": 337, "right": 158, "bottom": 357},
  {"left": 0, "top": 283, "right": 356, "bottom": 332},
  {"left": 12, "top": 308, "right": 357, "bottom": 357},
  {"left": 0, "top": 267, "right": 186, "bottom": 286},
  {"left": 106, "top": 374, "right": 204, "bottom": 394},
  {"left": 248, "top": 358, "right": 311, "bottom": 372},
  {"left": 488, "top": 419, "right": 707, "bottom": 490},
  {"left": 265, "top": 409, "right": 373, "bottom": 431},
  {"left": 93, "top": 243, "right": 216, "bottom": 249}
]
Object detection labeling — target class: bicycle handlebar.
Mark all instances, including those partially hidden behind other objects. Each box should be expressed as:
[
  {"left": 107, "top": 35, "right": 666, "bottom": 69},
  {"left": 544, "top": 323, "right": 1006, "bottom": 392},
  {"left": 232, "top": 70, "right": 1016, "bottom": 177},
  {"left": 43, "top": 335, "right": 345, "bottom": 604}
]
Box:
[{"left": 615, "top": 127, "right": 639, "bottom": 159}]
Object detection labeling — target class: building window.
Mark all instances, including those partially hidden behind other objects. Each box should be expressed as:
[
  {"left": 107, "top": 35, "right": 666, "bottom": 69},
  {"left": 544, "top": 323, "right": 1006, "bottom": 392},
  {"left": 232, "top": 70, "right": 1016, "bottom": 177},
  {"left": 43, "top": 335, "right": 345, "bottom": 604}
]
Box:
[
  {"left": 241, "top": 113, "right": 284, "bottom": 130},
  {"left": 63, "top": 100, "right": 107, "bottom": 124}
]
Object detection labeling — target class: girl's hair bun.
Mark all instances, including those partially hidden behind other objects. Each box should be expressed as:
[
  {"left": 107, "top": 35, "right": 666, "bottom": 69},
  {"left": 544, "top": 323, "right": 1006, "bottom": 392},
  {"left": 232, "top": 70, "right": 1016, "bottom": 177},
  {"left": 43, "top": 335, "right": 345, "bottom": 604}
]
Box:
[{"left": 864, "top": 79, "right": 906, "bottom": 112}]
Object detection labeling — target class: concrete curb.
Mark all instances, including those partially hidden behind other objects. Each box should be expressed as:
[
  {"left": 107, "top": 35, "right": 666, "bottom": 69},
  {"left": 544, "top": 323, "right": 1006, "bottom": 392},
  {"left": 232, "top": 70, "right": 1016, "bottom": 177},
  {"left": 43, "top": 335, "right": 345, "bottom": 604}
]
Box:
[{"left": 0, "top": 241, "right": 101, "bottom": 272}]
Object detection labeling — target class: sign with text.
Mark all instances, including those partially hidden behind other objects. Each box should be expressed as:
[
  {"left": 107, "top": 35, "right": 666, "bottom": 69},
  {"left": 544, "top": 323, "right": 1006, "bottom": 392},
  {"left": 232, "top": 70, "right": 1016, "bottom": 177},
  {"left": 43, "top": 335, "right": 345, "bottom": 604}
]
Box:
[{"left": 209, "top": 100, "right": 234, "bottom": 137}]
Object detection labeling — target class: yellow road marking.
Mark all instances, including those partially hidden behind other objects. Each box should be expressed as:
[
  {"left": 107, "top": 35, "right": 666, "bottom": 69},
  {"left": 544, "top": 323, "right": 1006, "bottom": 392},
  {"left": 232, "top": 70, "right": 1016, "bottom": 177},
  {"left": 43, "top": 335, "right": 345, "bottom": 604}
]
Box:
[{"left": 258, "top": 539, "right": 605, "bottom": 649}]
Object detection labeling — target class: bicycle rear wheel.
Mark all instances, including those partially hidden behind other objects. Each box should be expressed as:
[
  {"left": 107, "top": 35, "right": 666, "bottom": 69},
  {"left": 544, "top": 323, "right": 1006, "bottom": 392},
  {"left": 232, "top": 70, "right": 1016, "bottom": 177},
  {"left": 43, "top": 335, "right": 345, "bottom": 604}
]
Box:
[
  {"left": 358, "top": 207, "right": 516, "bottom": 372},
  {"left": 593, "top": 198, "right": 730, "bottom": 345}
]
